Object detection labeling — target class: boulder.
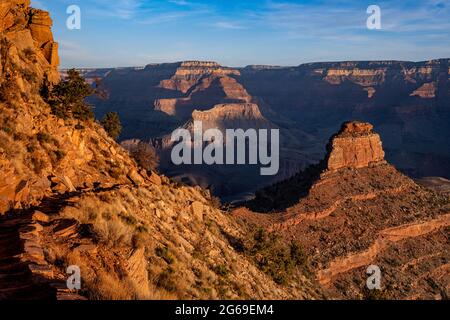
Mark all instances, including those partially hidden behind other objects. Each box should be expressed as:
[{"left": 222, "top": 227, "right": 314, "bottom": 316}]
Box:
[
  {"left": 29, "top": 9, "right": 54, "bottom": 46},
  {"left": 191, "top": 201, "right": 204, "bottom": 221},
  {"left": 148, "top": 171, "right": 162, "bottom": 186},
  {"left": 125, "top": 248, "right": 149, "bottom": 293},
  {"left": 32, "top": 210, "right": 50, "bottom": 223},
  {"left": 127, "top": 169, "right": 144, "bottom": 186}
]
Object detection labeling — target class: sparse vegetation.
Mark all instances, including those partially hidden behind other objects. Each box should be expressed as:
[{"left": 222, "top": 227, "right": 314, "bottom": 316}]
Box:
[
  {"left": 45, "top": 69, "right": 95, "bottom": 120},
  {"left": 101, "top": 112, "right": 122, "bottom": 140},
  {"left": 210, "top": 196, "right": 222, "bottom": 209},
  {"left": 0, "top": 78, "right": 20, "bottom": 103},
  {"left": 37, "top": 132, "right": 51, "bottom": 143},
  {"left": 31, "top": 156, "right": 46, "bottom": 174},
  {"left": 156, "top": 267, "right": 178, "bottom": 292},
  {"left": 129, "top": 142, "right": 160, "bottom": 172},
  {"left": 155, "top": 245, "right": 175, "bottom": 265},
  {"left": 249, "top": 229, "right": 307, "bottom": 285},
  {"left": 22, "top": 47, "right": 37, "bottom": 62},
  {"left": 363, "top": 287, "right": 391, "bottom": 300},
  {"left": 1, "top": 126, "right": 13, "bottom": 134},
  {"left": 213, "top": 264, "right": 230, "bottom": 278}
]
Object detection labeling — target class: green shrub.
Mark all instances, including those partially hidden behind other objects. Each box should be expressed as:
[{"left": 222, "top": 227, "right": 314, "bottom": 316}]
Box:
[
  {"left": 213, "top": 265, "right": 230, "bottom": 278},
  {"left": 37, "top": 132, "right": 51, "bottom": 143},
  {"left": 118, "top": 212, "right": 137, "bottom": 226},
  {"left": 155, "top": 245, "right": 175, "bottom": 264},
  {"left": 156, "top": 267, "right": 177, "bottom": 292},
  {"left": 46, "top": 69, "right": 95, "bottom": 120},
  {"left": 108, "top": 167, "right": 122, "bottom": 179},
  {"left": 363, "top": 287, "right": 391, "bottom": 300},
  {"left": 249, "top": 229, "right": 307, "bottom": 285},
  {"left": 101, "top": 112, "right": 122, "bottom": 140}
]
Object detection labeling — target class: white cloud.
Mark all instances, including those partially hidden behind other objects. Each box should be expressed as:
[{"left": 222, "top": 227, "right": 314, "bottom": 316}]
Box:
[
  {"left": 213, "top": 21, "right": 246, "bottom": 30},
  {"left": 168, "top": 0, "right": 190, "bottom": 6}
]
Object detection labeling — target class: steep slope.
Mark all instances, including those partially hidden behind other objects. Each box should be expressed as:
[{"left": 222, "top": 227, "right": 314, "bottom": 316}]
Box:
[
  {"left": 81, "top": 59, "right": 450, "bottom": 200},
  {"left": 234, "top": 122, "right": 450, "bottom": 299},
  {"left": 0, "top": 0, "right": 139, "bottom": 213},
  {"left": 111, "top": 61, "right": 309, "bottom": 200},
  {"left": 0, "top": 1, "right": 320, "bottom": 300},
  {"left": 154, "top": 61, "right": 250, "bottom": 118}
]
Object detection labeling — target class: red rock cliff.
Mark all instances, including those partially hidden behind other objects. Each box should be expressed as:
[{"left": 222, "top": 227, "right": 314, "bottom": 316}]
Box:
[{"left": 325, "top": 121, "right": 385, "bottom": 171}]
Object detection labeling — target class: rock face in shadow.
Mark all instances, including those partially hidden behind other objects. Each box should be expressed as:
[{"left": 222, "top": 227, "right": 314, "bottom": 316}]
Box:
[
  {"left": 79, "top": 58, "right": 450, "bottom": 201},
  {"left": 238, "top": 60, "right": 450, "bottom": 179}
]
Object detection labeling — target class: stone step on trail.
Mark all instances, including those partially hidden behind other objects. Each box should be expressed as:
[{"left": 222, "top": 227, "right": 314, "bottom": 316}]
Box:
[{"left": 0, "top": 214, "right": 56, "bottom": 300}]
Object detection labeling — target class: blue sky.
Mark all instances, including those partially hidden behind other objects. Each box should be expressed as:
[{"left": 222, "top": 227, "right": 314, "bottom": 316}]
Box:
[{"left": 31, "top": 0, "right": 450, "bottom": 68}]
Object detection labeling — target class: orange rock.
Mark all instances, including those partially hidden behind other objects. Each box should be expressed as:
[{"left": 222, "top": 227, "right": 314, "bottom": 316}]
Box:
[
  {"left": 148, "top": 171, "right": 162, "bottom": 186},
  {"left": 326, "top": 121, "right": 385, "bottom": 171},
  {"left": 32, "top": 210, "right": 50, "bottom": 223},
  {"left": 29, "top": 9, "right": 54, "bottom": 46},
  {"left": 191, "top": 201, "right": 204, "bottom": 221},
  {"left": 127, "top": 169, "right": 144, "bottom": 186}
]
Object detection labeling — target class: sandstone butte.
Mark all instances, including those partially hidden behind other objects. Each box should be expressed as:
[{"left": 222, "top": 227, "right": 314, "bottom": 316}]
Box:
[
  {"left": 233, "top": 121, "right": 450, "bottom": 299},
  {"left": 325, "top": 121, "right": 385, "bottom": 171}
]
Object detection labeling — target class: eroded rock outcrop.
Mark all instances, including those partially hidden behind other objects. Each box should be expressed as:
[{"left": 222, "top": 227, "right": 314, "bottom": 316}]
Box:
[
  {"left": 0, "top": 1, "right": 145, "bottom": 213},
  {"left": 325, "top": 121, "right": 385, "bottom": 171},
  {"left": 155, "top": 62, "right": 251, "bottom": 118},
  {"left": 158, "top": 61, "right": 241, "bottom": 93},
  {"left": 1, "top": 0, "right": 59, "bottom": 83},
  {"left": 235, "top": 120, "right": 450, "bottom": 299},
  {"left": 410, "top": 82, "right": 437, "bottom": 98}
]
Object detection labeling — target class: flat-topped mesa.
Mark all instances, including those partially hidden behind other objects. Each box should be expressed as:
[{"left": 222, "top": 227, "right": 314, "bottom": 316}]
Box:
[
  {"left": 191, "top": 103, "right": 265, "bottom": 122},
  {"left": 179, "top": 61, "right": 221, "bottom": 68},
  {"left": 158, "top": 61, "right": 242, "bottom": 94},
  {"left": 325, "top": 121, "right": 385, "bottom": 171},
  {"left": 174, "top": 61, "right": 240, "bottom": 77}
]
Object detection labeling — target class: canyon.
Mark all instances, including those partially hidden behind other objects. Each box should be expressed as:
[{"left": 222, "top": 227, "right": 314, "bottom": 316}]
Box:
[
  {"left": 0, "top": 0, "right": 448, "bottom": 301},
  {"left": 0, "top": 0, "right": 322, "bottom": 300},
  {"left": 83, "top": 58, "right": 450, "bottom": 201}
]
